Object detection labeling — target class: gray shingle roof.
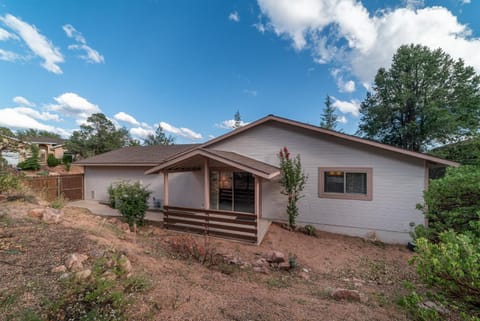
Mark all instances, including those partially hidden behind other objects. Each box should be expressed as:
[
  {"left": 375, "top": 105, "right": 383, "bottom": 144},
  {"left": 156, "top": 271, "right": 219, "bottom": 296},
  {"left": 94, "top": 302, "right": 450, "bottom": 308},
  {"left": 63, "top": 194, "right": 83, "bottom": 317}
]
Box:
[{"left": 74, "top": 144, "right": 199, "bottom": 166}]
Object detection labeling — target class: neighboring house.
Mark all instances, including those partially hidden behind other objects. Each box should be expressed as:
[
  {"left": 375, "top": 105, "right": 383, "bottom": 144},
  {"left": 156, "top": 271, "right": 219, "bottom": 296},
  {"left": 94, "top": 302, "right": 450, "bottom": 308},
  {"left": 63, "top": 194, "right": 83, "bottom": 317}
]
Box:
[
  {"left": 24, "top": 137, "right": 66, "bottom": 164},
  {"left": 76, "top": 115, "right": 458, "bottom": 244},
  {"left": 0, "top": 134, "right": 27, "bottom": 167}
]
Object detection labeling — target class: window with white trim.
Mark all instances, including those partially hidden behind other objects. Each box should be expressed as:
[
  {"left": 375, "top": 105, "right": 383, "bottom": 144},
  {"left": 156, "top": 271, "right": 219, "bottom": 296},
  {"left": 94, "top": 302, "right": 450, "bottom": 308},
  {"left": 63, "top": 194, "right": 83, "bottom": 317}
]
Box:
[{"left": 318, "top": 167, "right": 373, "bottom": 201}]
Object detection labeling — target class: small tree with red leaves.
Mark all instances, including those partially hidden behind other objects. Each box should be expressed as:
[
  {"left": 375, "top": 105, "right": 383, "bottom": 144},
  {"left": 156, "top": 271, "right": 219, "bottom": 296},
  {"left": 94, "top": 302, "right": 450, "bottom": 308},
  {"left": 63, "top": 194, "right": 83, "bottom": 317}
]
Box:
[{"left": 278, "top": 147, "right": 308, "bottom": 229}]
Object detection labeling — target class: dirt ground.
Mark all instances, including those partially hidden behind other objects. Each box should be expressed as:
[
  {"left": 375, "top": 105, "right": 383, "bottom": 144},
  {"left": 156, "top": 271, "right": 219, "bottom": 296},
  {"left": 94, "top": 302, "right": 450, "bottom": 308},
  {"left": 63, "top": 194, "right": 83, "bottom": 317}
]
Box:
[{"left": 0, "top": 200, "right": 417, "bottom": 321}]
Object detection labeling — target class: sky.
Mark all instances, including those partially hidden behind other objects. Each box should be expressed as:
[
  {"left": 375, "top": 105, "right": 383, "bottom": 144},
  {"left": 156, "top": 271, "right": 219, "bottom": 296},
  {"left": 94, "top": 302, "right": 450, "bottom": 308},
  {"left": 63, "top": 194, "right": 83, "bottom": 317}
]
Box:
[{"left": 0, "top": 0, "right": 479, "bottom": 143}]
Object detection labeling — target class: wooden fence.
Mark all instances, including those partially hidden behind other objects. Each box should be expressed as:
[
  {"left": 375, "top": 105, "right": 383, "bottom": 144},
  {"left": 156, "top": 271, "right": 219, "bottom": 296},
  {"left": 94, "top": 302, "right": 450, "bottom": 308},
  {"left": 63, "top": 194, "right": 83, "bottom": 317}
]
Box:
[
  {"left": 22, "top": 174, "right": 84, "bottom": 201},
  {"left": 163, "top": 205, "right": 257, "bottom": 243}
]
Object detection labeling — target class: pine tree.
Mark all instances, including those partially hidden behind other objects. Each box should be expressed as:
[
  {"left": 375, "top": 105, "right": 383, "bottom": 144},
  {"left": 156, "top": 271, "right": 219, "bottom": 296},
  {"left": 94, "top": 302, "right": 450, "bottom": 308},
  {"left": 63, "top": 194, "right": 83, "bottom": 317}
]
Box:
[
  {"left": 320, "top": 95, "right": 338, "bottom": 130},
  {"left": 143, "top": 125, "right": 175, "bottom": 146}
]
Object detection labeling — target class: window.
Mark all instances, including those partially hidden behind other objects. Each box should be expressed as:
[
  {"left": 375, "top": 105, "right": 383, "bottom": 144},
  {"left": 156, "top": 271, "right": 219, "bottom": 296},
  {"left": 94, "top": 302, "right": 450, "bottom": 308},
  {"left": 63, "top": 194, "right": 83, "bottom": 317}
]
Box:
[{"left": 318, "top": 167, "right": 372, "bottom": 201}]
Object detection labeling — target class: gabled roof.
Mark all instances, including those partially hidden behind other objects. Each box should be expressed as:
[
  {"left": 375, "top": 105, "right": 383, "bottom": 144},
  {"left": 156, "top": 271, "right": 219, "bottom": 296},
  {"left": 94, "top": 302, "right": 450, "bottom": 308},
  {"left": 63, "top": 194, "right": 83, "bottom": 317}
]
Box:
[
  {"left": 164, "top": 114, "right": 457, "bottom": 167},
  {"left": 74, "top": 144, "right": 199, "bottom": 166},
  {"left": 145, "top": 148, "right": 280, "bottom": 179}
]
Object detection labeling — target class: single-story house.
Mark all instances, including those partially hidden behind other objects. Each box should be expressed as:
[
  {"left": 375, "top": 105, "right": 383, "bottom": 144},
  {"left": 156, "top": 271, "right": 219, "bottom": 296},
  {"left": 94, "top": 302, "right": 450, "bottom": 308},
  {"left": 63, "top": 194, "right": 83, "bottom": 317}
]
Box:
[
  {"left": 24, "top": 136, "right": 66, "bottom": 164},
  {"left": 75, "top": 115, "right": 458, "bottom": 244}
]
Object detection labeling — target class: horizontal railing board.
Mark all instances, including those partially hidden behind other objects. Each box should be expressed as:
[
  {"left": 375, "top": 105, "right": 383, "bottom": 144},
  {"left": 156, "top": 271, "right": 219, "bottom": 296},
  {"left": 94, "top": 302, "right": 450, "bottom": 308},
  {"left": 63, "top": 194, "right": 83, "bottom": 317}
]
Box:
[
  {"left": 165, "top": 210, "right": 257, "bottom": 226},
  {"left": 166, "top": 224, "right": 257, "bottom": 242},
  {"left": 165, "top": 217, "right": 257, "bottom": 234},
  {"left": 165, "top": 205, "right": 256, "bottom": 219}
]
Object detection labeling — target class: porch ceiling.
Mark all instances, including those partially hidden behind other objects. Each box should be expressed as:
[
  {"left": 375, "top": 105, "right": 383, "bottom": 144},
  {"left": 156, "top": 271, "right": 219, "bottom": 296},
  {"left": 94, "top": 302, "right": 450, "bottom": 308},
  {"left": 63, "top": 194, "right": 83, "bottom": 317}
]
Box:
[{"left": 145, "top": 148, "right": 280, "bottom": 179}]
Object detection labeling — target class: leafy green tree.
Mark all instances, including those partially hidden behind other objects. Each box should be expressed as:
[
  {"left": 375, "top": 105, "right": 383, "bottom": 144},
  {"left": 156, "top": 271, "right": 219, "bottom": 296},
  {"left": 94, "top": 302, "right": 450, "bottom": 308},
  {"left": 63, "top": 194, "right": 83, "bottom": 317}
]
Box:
[
  {"left": 233, "top": 110, "right": 242, "bottom": 128},
  {"left": 16, "top": 129, "right": 61, "bottom": 140},
  {"left": 0, "top": 127, "right": 15, "bottom": 137},
  {"left": 358, "top": 44, "right": 480, "bottom": 152},
  {"left": 278, "top": 146, "right": 308, "bottom": 229},
  {"left": 65, "top": 113, "right": 133, "bottom": 159},
  {"left": 18, "top": 144, "right": 40, "bottom": 170},
  {"left": 320, "top": 95, "right": 338, "bottom": 130},
  {"left": 143, "top": 125, "right": 175, "bottom": 146},
  {"left": 429, "top": 136, "right": 480, "bottom": 166}
]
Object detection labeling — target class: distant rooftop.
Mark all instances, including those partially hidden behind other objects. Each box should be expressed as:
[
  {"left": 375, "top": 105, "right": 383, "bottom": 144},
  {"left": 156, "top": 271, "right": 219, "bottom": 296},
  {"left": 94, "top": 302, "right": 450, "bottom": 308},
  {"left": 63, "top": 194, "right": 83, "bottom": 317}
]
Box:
[{"left": 24, "top": 136, "right": 66, "bottom": 145}]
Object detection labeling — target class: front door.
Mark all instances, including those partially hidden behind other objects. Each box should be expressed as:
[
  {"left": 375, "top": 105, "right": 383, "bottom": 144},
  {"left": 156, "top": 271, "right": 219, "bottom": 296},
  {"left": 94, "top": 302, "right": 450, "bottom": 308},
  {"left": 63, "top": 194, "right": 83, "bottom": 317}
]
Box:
[{"left": 209, "top": 170, "right": 254, "bottom": 213}]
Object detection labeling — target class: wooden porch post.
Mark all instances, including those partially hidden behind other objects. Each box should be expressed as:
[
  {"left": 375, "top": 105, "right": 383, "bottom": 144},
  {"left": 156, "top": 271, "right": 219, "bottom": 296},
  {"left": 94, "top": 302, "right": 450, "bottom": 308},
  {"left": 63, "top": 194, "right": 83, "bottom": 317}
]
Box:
[
  {"left": 163, "top": 171, "right": 169, "bottom": 206},
  {"left": 254, "top": 176, "right": 261, "bottom": 217},
  {"left": 204, "top": 158, "right": 210, "bottom": 209}
]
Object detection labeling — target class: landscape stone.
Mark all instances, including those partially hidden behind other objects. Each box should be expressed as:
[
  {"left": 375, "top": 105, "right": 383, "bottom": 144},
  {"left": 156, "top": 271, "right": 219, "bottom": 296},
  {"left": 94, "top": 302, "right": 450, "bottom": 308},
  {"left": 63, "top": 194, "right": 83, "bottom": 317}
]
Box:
[
  {"left": 278, "top": 262, "right": 291, "bottom": 270},
  {"left": 265, "top": 250, "right": 285, "bottom": 263},
  {"left": 118, "top": 254, "right": 132, "bottom": 273},
  {"left": 51, "top": 265, "right": 67, "bottom": 273},
  {"left": 42, "top": 208, "right": 63, "bottom": 224},
  {"left": 65, "top": 253, "right": 89, "bottom": 271},
  {"left": 75, "top": 269, "right": 92, "bottom": 281},
  {"left": 331, "top": 288, "right": 362, "bottom": 302},
  {"left": 28, "top": 208, "right": 45, "bottom": 219}
]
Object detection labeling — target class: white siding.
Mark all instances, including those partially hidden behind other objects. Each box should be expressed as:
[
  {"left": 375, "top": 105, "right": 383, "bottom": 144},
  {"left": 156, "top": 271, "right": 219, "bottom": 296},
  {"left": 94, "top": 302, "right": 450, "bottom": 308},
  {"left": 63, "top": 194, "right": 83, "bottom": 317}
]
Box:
[
  {"left": 209, "top": 122, "right": 426, "bottom": 243},
  {"left": 84, "top": 166, "right": 203, "bottom": 208}
]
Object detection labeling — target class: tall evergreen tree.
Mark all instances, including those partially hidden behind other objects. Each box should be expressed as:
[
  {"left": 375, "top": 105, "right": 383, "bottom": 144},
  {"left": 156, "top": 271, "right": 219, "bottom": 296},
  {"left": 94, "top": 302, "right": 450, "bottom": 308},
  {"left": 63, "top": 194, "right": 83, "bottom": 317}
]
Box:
[
  {"left": 233, "top": 110, "right": 242, "bottom": 128},
  {"left": 143, "top": 125, "right": 175, "bottom": 146},
  {"left": 320, "top": 95, "right": 338, "bottom": 130},
  {"left": 358, "top": 44, "right": 480, "bottom": 152},
  {"left": 65, "top": 113, "right": 134, "bottom": 158}
]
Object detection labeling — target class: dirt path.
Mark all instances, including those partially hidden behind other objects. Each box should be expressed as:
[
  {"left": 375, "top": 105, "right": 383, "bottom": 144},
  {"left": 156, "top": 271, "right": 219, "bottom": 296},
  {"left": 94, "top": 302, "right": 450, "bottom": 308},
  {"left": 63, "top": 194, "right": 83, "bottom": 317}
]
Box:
[{"left": 0, "top": 201, "right": 415, "bottom": 320}]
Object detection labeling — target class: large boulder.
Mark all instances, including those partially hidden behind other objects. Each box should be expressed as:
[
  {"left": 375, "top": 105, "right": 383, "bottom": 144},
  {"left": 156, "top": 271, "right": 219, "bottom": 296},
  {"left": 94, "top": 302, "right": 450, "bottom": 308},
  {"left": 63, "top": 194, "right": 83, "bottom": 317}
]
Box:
[
  {"left": 28, "top": 208, "right": 45, "bottom": 219},
  {"left": 65, "top": 253, "right": 89, "bottom": 271}
]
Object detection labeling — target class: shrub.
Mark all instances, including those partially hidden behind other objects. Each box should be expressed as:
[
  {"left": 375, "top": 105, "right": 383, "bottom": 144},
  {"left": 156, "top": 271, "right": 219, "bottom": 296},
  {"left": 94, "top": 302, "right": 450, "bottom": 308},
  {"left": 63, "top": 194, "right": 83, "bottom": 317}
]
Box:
[
  {"left": 50, "top": 194, "right": 65, "bottom": 209},
  {"left": 17, "top": 145, "right": 40, "bottom": 171},
  {"left": 417, "top": 165, "right": 480, "bottom": 241},
  {"left": 108, "top": 181, "right": 151, "bottom": 227},
  {"left": 301, "top": 224, "right": 317, "bottom": 237},
  {"left": 278, "top": 147, "right": 308, "bottom": 228},
  {"left": 62, "top": 154, "right": 73, "bottom": 164},
  {"left": 0, "top": 171, "right": 19, "bottom": 194},
  {"left": 412, "top": 231, "right": 480, "bottom": 318},
  {"left": 47, "top": 154, "right": 61, "bottom": 167}
]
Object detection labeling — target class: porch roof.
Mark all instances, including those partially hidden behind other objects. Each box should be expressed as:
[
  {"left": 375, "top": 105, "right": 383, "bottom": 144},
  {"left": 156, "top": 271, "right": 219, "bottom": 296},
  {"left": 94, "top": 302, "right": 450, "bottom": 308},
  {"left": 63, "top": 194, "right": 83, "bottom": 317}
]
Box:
[{"left": 145, "top": 148, "right": 280, "bottom": 179}]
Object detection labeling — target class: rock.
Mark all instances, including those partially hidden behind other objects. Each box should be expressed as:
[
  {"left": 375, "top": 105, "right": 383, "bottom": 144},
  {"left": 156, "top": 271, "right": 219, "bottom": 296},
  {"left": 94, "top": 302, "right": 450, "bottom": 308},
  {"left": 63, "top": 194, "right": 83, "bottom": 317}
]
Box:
[
  {"left": 101, "top": 271, "right": 117, "bottom": 281},
  {"left": 75, "top": 269, "right": 92, "bottom": 281},
  {"left": 420, "top": 301, "right": 447, "bottom": 314},
  {"left": 51, "top": 265, "right": 67, "bottom": 273},
  {"left": 28, "top": 208, "right": 45, "bottom": 219},
  {"left": 299, "top": 271, "right": 310, "bottom": 280},
  {"left": 118, "top": 254, "right": 132, "bottom": 274},
  {"left": 65, "top": 253, "right": 89, "bottom": 271},
  {"left": 119, "top": 223, "right": 131, "bottom": 233},
  {"left": 253, "top": 266, "right": 269, "bottom": 274},
  {"left": 331, "top": 288, "right": 362, "bottom": 302},
  {"left": 302, "top": 268, "right": 310, "bottom": 273},
  {"left": 228, "top": 256, "right": 242, "bottom": 265},
  {"left": 253, "top": 258, "right": 268, "bottom": 267},
  {"left": 278, "top": 262, "right": 291, "bottom": 270},
  {"left": 265, "top": 250, "right": 285, "bottom": 263},
  {"left": 42, "top": 208, "right": 62, "bottom": 224},
  {"left": 59, "top": 272, "right": 71, "bottom": 280}
]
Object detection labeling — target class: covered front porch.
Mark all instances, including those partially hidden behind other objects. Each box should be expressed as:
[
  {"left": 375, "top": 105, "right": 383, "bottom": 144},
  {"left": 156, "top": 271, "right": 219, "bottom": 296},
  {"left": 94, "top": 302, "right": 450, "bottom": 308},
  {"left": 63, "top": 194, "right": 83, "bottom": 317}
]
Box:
[{"left": 146, "top": 148, "right": 280, "bottom": 244}]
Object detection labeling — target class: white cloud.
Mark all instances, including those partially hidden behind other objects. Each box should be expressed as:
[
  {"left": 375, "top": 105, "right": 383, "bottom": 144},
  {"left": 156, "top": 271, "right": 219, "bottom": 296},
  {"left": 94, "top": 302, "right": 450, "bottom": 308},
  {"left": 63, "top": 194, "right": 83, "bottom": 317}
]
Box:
[
  {"left": 332, "top": 98, "right": 360, "bottom": 116},
  {"left": 217, "top": 119, "right": 250, "bottom": 129},
  {"left": 0, "top": 14, "right": 64, "bottom": 74},
  {"left": 130, "top": 127, "right": 154, "bottom": 140},
  {"left": 256, "top": 1, "right": 480, "bottom": 84},
  {"left": 338, "top": 115, "right": 348, "bottom": 124},
  {"left": 47, "top": 92, "right": 100, "bottom": 124},
  {"left": 13, "top": 107, "right": 60, "bottom": 122},
  {"left": 461, "top": 0, "right": 470, "bottom": 3},
  {"left": 0, "top": 27, "right": 17, "bottom": 40},
  {"left": 331, "top": 69, "right": 356, "bottom": 93},
  {"left": 12, "top": 96, "right": 34, "bottom": 107},
  {"left": 0, "top": 108, "right": 69, "bottom": 137},
  {"left": 0, "top": 48, "right": 20, "bottom": 62},
  {"left": 63, "top": 24, "right": 104, "bottom": 63},
  {"left": 159, "top": 121, "right": 203, "bottom": 140},
  {"left": 114, "top": 112, "right": 140, "bottom": 126},
  {"left": 243, "top": 89, "right": 258, "bottom": 96},
  {"left": 229, "top": 11, "right": 240, "bottom": 22}
]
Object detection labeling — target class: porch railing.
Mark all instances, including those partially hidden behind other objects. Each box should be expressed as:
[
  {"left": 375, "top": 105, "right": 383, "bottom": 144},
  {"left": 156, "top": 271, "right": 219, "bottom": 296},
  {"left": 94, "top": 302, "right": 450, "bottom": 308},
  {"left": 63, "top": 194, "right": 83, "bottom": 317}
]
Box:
[{"left": 163, "top": 205, "right": 257, "bottom": 243}]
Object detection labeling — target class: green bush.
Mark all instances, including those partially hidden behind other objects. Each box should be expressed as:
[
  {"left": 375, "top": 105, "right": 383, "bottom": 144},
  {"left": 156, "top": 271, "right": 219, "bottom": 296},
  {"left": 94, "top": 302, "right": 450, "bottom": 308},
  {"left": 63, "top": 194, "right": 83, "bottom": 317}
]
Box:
[
  {"left": 412, "top": 231, "right": 480, "bottom": 318},
  {"left": 108, "top": 181, "right": 151, "bottom": 227},
  {"left": 62, "top": 154, "right": 73, "bottom": 164},
  {"left": 0, "top": 171, "right": 19, "bottom": 194},
  {"left": 18, "top": 145, "right": 40, "bottom": 171},
  {"left": 417, "top": 165, "right": 480, "bottom": 241},
  {"left": 47, "top": 154, "right": 61, "bottom": 167}
]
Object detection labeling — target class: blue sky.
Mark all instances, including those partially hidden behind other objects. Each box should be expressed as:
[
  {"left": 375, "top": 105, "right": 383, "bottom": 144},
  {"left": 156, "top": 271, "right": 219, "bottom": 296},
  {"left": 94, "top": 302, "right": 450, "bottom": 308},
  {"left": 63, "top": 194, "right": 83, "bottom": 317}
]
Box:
[{"left": 0, "top": 0, "right": 479, "bottom": 143}]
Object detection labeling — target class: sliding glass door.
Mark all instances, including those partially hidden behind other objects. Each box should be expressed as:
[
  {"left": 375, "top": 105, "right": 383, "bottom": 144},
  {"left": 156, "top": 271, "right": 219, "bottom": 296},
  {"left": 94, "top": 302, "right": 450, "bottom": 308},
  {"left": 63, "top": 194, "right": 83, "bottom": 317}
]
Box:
[{"left": 209, "top": 170, "right": 254, "bottom": 213}]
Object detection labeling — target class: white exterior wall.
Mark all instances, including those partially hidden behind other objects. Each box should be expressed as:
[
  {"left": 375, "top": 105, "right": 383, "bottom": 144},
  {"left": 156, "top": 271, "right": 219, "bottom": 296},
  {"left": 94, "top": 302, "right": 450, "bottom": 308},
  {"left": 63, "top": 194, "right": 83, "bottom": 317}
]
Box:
[
  {"left": 84, "top": 166, "right": 203, "bottom": 208},
  {"left": 209, "top": 122, "right": 426, "bottom": 244}
]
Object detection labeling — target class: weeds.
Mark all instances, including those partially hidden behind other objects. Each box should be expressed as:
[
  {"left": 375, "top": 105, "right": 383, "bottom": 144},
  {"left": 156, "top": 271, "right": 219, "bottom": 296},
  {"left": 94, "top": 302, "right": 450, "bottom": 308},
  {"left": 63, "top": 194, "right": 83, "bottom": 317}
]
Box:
[{"left": 50, "top": 194, "right": 65, "bottom": 209}]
